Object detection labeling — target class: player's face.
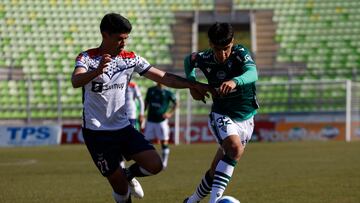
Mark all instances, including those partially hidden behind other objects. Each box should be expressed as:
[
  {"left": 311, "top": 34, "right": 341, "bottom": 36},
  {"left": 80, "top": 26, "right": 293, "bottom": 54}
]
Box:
[
  {"left": 210, "top": 40, "right": 233, "bottom": 63},
  {"left": 104, "top": 32, "right": 129, "bottom": 53}
]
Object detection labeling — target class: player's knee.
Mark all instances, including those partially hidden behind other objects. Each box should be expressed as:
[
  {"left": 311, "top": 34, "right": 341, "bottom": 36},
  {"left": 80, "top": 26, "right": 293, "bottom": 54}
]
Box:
[
  {"left": 226, "top": 144, "right": 244, "bottom": 161},
  {"left": 147, "top": 158, "right": 163, "bottom": 174}
]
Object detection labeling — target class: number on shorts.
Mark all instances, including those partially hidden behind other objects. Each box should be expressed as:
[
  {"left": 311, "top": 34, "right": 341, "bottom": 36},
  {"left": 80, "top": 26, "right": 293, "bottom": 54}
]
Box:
[
  {"left": 216, "top": 116, "right": 231, "bottom": 128},
  {"left": 97, "top": 160, "right": 109, "bottom": 174}
]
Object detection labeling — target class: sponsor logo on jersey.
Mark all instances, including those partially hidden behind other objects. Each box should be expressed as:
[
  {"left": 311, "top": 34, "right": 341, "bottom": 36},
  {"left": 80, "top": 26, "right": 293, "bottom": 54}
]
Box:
[
  {"left": 91, "top": 82, "right": 125, "bottom": 92},
  {"left": 244, "top": 54, "right": 254, "bottom": 62},
  {"left": 91, "top": 82, "right": 103, "bottom": 92}
]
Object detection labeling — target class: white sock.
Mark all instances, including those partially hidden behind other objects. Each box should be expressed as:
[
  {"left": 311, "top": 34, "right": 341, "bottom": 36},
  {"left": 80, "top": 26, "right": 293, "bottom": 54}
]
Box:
[
  {"left": 162, "top": 146, "right": 170, "bottom": 168},
  {"left": 209, "top": 157, "right": 236, "bottom": 203},
  {"left": 119, "top": 160, "right": 126, "bottom": 168},
  {"left": 112, "top": 189, "right": 130, "bottom": 203}
]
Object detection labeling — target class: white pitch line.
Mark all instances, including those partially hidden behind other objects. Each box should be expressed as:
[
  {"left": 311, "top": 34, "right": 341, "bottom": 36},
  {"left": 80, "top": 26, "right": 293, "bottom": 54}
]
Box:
[{"left": 0, "top": 159, "right": 38, "bottom": 166}]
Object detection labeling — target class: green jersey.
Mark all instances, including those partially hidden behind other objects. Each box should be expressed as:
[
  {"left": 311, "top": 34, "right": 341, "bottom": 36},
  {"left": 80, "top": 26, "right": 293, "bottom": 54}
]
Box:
[
  {"left": 184, "top": 44, "right": 259, "bottom": 121},
  {"left": 145, "top": 86, "right": 177, "bottom": 122}
]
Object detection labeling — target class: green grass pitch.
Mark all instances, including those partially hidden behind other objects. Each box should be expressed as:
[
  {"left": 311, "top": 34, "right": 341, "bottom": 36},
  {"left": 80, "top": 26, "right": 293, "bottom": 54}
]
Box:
[{"left": 0, "top": 141, "right": 359, "bottom": 203}]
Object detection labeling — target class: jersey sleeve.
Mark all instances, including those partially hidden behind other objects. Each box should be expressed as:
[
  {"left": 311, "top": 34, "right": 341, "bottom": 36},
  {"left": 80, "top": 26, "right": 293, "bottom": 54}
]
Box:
[
  {"left": 184, "top": 53, "right": 197, "bottom": 81},
  {"left": 75, "top": 52, "right": 89, "bottom": 71},
  {"left": 232, "top": 47, "right": 258, "bottom": 86},
  {"left": 134, "top": 55, "right": 152, "bottom": 75}
]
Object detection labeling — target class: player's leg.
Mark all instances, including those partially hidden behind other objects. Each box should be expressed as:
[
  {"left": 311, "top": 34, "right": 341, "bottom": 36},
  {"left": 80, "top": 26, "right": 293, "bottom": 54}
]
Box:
[
  {"left": 108, "top": 168, "right": 132, "bottom": 203},
  {"left": 208, "top": 135, "right": 243, "bottom": 203},
  {"left": 121, "top": 125, "right": 163, "bottom": 198},
  {"left": 208, "top": 114, "right": 254, "bottom": 203},
  {"left": 158, "top": 120, "right": 170, "bottom": 168},
  {"left": 82, "top": 128, "right": 132, "bottom": 203},
  {"left": 183, "top": 147, "right": 223, "bottom": 203}
]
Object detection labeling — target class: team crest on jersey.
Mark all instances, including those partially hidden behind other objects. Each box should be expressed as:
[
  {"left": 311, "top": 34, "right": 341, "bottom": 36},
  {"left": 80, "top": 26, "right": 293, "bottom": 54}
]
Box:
[
  {"left": 206, "top": 67, "right": 211, "bottom": 73},
  {"left": 216, "top": 71, "right": 227, "bottom": 80}
]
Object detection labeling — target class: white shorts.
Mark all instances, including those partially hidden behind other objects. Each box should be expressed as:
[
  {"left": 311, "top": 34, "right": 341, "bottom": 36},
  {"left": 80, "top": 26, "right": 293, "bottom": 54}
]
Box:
[
  {"left": 208, "top": 112, "right": 254, "bottom": 146},
  {"left": 144, "top": 120, "right": 170, "bottom": 141}
]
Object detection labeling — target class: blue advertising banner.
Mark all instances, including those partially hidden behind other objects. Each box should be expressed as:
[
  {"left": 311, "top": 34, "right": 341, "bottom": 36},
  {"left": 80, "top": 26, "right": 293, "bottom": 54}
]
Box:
[{"left": 0, "top": 125, "right": 61, "bottom": 147}]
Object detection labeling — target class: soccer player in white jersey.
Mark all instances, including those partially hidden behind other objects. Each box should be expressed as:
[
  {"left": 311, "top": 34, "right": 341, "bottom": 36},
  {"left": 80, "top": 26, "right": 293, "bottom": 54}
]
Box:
[
  {"left": 71, "top": 13, "right": 211, "bottom": 203},
  {"left": 126, "top": 81, "right": 144, "bottom": 130}
]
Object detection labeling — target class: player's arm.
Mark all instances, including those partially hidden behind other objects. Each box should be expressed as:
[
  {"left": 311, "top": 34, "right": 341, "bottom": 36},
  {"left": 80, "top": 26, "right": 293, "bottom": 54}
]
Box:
[
  {"left": 71, "top": 54, "right": 111, "bottom": 88},
  {"left": 184, "top": 54, "right": 209, "bottom": 102},
  {"left": 142, "top": 67, "right": 210, "bottom": 101},
  {"left": 219, "top": 52, "right": 258, "bottom": 96}
]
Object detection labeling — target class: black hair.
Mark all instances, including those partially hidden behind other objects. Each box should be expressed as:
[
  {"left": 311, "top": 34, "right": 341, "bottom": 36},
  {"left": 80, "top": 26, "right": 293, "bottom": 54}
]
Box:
[
  {"left": 207, "top": 22, "right": 234, "bottom": 46},
  {"left": 100, "top": 13, "right": 132, "bottom": 34}
]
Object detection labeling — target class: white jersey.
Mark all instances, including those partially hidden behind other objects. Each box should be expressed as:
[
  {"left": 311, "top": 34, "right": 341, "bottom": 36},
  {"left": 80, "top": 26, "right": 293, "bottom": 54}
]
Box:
[
  {"left": 75, "top": 48, "right": 151, "bottom": 130},
  {"left": 125, "top": 81, "right": 144, "bottom": 119}
]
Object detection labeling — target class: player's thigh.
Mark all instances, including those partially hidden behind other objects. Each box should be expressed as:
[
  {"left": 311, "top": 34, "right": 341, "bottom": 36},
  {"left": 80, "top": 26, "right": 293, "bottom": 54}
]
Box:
[
  {"left": 131, "top": 149, "right": 162, "bottom": 173},
  {"left": 208, "top": 112, "right": 254, "bottom": 146},
  {"left": 121, "top": 126, "right": 162, "bottom": 173},
  {"left": 82, "top": 128, "right": 123, "bottom": 177}
]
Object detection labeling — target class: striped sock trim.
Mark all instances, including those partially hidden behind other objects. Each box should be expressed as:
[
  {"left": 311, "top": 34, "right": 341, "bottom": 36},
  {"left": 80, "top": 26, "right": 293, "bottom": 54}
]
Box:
[
  {"left": 222, "top": 155, "right": 237, "bottom": 167},
  {"left": 195, "top": 171, "right": 213, "bottom": 198}
]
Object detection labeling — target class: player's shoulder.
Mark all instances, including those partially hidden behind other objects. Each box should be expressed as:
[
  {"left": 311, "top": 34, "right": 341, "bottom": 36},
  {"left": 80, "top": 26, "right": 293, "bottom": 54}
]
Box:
[
  {"left": 76, "top": 48, "right": 100, "bottom": 60},
  {"left": 188, "top": 49, "right": 213, "bottom": 62},
  {"left": 232, "top": 44, "right": 250, "bottom": 55}
]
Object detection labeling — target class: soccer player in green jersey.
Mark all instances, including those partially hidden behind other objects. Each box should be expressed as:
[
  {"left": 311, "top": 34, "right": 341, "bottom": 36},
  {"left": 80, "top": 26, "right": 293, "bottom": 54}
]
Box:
[
  {"left": 183, "top": 22, "right": 259, "bottom": 203},
  {"left": 144, "top": 82, "right": 177, "bottom": 169}
]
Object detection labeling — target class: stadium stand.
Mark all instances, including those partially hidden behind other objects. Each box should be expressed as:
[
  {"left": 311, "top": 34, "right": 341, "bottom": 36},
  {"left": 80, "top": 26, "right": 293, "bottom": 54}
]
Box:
[{"left": 0, "top": 0, "right": 359, "bottom": 120}]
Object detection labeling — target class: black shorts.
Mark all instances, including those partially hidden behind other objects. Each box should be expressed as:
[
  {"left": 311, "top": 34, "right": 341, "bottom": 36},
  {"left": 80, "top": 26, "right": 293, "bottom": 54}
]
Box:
[{"left": 82, "top": 125, "right": 155, "bottom": 177}]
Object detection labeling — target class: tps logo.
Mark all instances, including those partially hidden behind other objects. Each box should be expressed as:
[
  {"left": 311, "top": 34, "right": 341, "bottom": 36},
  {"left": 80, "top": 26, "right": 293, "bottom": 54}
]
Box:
[
  {"left": 0, "top": 125, "right": 60, "bottom": 146},
  {"left": 7, "top": 127, "right": 50, "bottom": 140}
]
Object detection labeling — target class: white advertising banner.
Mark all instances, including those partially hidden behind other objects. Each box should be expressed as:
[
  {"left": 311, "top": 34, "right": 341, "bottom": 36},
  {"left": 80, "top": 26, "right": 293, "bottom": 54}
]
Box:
[{"left": 0, "top": 125, "right": 61, "bottom": 147}]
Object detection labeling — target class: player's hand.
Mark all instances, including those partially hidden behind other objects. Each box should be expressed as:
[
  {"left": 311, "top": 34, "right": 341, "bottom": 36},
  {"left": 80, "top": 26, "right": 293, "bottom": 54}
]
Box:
[
  {"left": 163, "top": 112, "right": 173, "bottom": 119},
  {"left": 190, "top": 83, "right": 216, "bottom": 103},
  {"left": 96, "top": 54, "right": 112, "bottom": 74},
  {"left": 219, "top": 80, "right": 236, "bottom": 96}
]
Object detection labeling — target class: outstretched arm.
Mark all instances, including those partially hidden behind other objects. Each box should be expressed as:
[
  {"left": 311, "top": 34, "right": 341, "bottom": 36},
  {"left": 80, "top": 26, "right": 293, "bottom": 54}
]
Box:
[{"left": 142, "top": 67, "right": 211, "bottom": 100}]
